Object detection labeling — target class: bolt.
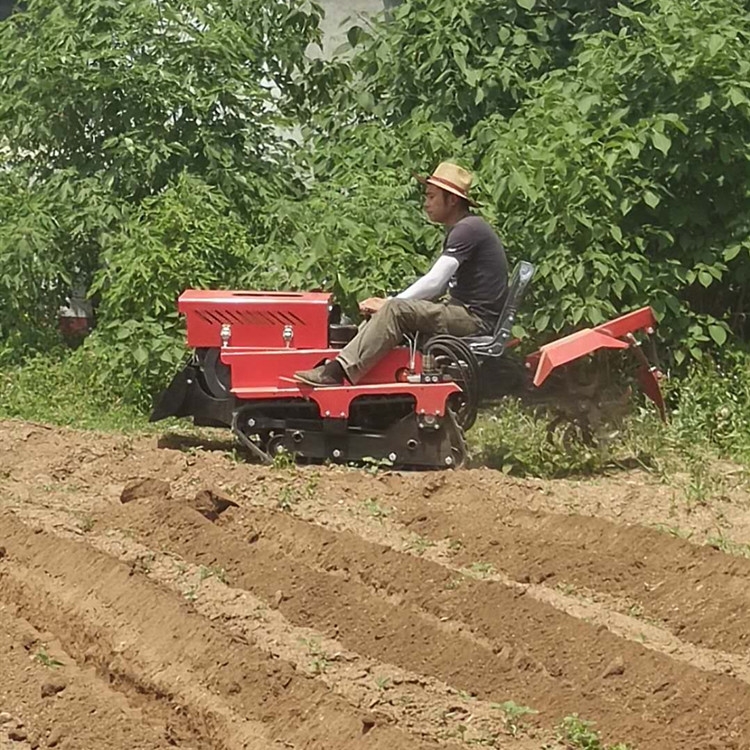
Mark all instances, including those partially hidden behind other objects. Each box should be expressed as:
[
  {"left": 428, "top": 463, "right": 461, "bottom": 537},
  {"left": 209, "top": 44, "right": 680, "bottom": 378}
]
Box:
[
  {"left": 332, "top": 449, "right": 342, "bottom": 459},
  {"left": 247, "top": 418, "right": 256, "bottom": 427},
  {"left": 445, "top": 456, "right": 454, "bottom": 466},
  {"left": 325, "top": 410, "right": 331, "bottom": 417},
  {"left": 434, "top": 424, "right": 440, "bottom": 430},
  {"left": 388, "top": 452, "right": 397, "bottom": 462},
  {"left": 186, "top": 379, "right": 193, "bottom": 385}
]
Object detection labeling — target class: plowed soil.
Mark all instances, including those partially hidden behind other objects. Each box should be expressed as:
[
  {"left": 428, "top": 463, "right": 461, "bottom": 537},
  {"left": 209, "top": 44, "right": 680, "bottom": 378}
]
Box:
[{"left": 1, "top": 419, "right": 750, "bottom": 750}]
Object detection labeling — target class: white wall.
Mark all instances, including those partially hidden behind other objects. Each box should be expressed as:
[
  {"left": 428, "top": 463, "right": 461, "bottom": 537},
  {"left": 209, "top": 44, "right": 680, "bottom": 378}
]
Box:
[{"left": 317, "top": 0, "right": 385, "bottom": 54}]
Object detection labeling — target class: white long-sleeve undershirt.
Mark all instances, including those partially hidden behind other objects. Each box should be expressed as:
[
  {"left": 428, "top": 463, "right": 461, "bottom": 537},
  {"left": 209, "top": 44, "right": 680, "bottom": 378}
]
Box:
[{"left": 395, "top": 255, "right": 459, "bottom": 301}]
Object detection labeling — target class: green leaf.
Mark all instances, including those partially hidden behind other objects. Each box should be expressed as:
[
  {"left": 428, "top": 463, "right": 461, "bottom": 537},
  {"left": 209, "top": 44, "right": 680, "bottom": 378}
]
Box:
[
  {"left": 723, "top": 245, "right": 742, "bottom": 262},
  {"left": 708, "top": 324, "right": 727, "bottom": 346},
  {"left": 651, "top": 131, "right": 671, "bottom": 155},
  {"left": 643, "top": 190, "right": 660, "bottom": 208},
  {"left": 610, "top": 226, "right": 623, "bottom": 243},
  {"left": 698, "top": 271, "right": 713, "bottom": 288},
  {"left": 516, "top": 0, "right": 535, "bottom": 9},
  {"left": 707, "top": 34, "right": 724, "bottom": 57},
  {"left": 696, "top": 92, "right": 712, "bottom": 110}
]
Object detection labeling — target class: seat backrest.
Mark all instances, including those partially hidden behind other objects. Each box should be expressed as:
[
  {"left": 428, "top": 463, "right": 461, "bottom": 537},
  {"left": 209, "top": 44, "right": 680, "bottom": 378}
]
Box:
[{"left": 489, "top": 260, "right": 535, "bottom": 351}]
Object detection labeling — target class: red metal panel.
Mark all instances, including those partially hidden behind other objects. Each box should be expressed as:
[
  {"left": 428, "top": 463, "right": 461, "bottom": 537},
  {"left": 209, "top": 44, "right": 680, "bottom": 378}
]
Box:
[
  {"left": 526, "top": 306, "right": 659, "bottom": 387},
  {"left": 531, "top": 330, "right": 629, "bottom": 387},
  {"left": 231, "top": 381, "right": 460, "bottom": 419},
  {"left": 221, "top": 348, "right": 418, "bottom": 389},
  {"left": 594, "top": 306, "right": 657, "bottom": 339},
  {"left": 178, "top": 290, "right": 332, "bottom": 349}
]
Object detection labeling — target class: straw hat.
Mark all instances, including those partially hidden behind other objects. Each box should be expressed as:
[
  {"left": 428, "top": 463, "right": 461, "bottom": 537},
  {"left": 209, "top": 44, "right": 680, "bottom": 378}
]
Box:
[{"left": 415, "top": 162, "right": 478, "bottom": 207}]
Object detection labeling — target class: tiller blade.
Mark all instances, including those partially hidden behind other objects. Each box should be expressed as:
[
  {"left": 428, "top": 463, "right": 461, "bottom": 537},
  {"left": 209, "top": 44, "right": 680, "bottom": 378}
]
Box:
[{"left": 525, "top": 306, "right": 666, "bottom": 422}]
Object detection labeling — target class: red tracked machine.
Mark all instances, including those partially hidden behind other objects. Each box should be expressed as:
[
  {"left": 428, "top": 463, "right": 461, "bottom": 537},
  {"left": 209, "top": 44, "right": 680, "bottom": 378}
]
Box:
[{"left": 151, "top": 262, "right": 666, "bottom": 468}]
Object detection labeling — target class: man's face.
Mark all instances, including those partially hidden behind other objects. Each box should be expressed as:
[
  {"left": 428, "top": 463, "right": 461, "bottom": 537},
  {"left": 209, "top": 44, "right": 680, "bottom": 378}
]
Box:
[{"left": 424, "top": 184, "right": 451, "bottom": 223}]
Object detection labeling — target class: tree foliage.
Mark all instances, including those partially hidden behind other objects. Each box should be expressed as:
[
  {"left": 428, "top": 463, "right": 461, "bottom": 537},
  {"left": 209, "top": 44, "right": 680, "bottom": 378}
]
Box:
[
  {"left": 2, "top": 0, "right": 750, "bottom": 410},
  {"left": 0, "top": 0, "right": 322, "bottom": 358}
]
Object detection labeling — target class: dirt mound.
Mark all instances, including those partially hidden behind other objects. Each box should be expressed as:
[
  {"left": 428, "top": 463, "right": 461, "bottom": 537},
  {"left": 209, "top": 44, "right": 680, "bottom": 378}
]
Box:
[{"left": 1, "top": 419, "right": 750, "bottom": 749}]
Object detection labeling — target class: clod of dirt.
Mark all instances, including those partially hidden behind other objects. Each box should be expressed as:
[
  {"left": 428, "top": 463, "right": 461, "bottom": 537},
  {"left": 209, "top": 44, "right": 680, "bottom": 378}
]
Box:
[
  {"left": 7, "top": 727, "right": 27, "bottom": 742},
  {"left": 40, "top": 677, "right": 67, "bottom": 698},
  {"left": 602, "top": 655, "right": 626, "bottom": 678},
  {"left": 0, "top": 545, "right": 6, "bottom": 560},
  {"left": 272, "top": 590, "right": 286, "bottom": 608},
  {"left": 120, "top": 478, "right": 171, "bottom": 504},
  {"left": 0, "top": 712, "right": 13, "bottom": 724},
  {"left": 187, "top": 489, "right": 239, "bottom": 522},
  {"left": 46, "top": 726, "right": 64, "bottom": 747},
  {"left": 361, "top": 712, "right": 377, "bottom": 734}
]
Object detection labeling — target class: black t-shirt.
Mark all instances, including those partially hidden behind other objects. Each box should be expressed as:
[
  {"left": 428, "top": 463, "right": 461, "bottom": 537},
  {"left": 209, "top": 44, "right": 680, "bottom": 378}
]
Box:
[{"left": 441, "top": 215, "right": 508, "bottom": 331}]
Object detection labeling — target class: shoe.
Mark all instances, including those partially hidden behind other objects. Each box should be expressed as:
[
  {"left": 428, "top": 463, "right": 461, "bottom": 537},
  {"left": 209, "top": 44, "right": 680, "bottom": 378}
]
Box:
[{"left": 293, "top": 364, "right": 344, "bottom": 387}]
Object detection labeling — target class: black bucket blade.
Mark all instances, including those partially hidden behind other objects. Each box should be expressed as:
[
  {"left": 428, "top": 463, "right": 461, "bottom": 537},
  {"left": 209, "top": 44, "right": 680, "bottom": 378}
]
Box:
[{"left": 150, "top": 366, "right": 192, "bottom": 422}]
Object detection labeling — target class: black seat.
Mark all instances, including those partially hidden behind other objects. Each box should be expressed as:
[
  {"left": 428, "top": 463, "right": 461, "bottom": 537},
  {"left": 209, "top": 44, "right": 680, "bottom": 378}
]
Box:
[{"left": 464, "top": 261, "right": 535, "bottom": 357}]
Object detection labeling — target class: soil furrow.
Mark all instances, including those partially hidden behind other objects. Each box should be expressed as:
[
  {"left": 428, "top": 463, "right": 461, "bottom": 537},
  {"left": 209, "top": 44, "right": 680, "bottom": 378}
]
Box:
[
  {"left": 0, "top": 602, "right": 192, "bottom": 750},
  {"left": 389, "top": 499, "right": 750, "bottom": 655},
  {"left": 101, "top": 494, "right": 750, "bottom": 750},
  {"left": 0, "top": 511, "right": 440, "bottom": 750}
]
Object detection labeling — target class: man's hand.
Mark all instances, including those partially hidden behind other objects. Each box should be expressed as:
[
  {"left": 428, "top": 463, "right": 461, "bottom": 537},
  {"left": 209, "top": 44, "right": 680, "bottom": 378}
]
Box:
[{"left": 359, "top": 297, "right": 389, "bottom": 315}]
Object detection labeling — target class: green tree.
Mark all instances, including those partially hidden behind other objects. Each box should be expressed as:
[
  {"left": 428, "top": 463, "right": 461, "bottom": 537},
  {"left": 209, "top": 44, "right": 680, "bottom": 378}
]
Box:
[{"left": 0, "top": 0, "right": 323, "bottom": 356}]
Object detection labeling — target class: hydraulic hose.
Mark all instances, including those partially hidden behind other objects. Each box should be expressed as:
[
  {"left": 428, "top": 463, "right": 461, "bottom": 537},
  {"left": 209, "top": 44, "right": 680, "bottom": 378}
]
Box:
[{"left": 424, "top": 335, "right": 480, "bottom": 431}]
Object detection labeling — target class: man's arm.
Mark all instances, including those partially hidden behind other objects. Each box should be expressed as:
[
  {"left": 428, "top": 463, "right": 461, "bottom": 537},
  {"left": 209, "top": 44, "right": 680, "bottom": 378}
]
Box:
[{"left": 395, "top": 254, "right": 459, "bottom": 301}]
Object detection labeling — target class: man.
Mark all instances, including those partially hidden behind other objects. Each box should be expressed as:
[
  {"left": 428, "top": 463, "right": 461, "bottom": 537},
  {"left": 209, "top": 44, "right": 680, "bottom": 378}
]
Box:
[{"left": 294, "top": 162, "right": 508, "bottom": 387}]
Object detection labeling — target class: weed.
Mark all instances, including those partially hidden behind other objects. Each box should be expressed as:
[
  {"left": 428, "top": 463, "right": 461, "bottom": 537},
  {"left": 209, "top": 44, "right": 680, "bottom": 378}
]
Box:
[
  {"left": 375, "top": 676, "right": 391, "bottom": 691},
  {"left": 359, "top": 456, "right": 394, "bottom": 475},
  {"left": 300, "top": 637, "right": 330, "bottom": 674},
  {"left": 556, "top": 581, "right": 578, "bottom": 596},
  {"left": 272, "top": 448, "right": 295, "bottom": 472},
  {"left": 468, "top": 561, "right": 495, "bottom": 578},
  {"left": 199, "top": 565, "right": 228, "bottom": 583},
  {"left": 34, "top": 648, "right": 63, "bottom": 669},
  {"left": 76, "top": 514, "right": 95, "bottom": 533},
  {"left": 706, "top": 533, "right": 750, "bottom": 558},
  {"left": 223, "top": 447, "right": 244, "bottom": 464},
  {"left": 277, "top": 485, "right": 297, "bottom": 511},
  {"left": 184, "top": 584, "right": 199, "bottom": 602},
  {"left": 655, "top": 523, "right": 694, "bottom": 541},
  {"left": 558, "top": 714, "right": 633, "bottom": 750},
  {"left": 493, "top": 700, "right": 538, "bottom": 737},
  {"left": 364, "top": 499, "right": 389, "bottom": 521},
  {"left": 626, "top": 603, "right": 644, "bottom": 619},
  {"left": 406, "top": 535, "right": 433, "bottom": 556},
  {"left": 447, "top": 538, "right": 463, "bottom": 554}
]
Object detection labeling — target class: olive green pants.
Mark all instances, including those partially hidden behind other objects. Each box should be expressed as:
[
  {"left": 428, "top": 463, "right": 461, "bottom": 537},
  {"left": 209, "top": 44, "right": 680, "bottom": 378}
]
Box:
[{"left": 337, "top": 299, "right": 481, "bottom": 384}]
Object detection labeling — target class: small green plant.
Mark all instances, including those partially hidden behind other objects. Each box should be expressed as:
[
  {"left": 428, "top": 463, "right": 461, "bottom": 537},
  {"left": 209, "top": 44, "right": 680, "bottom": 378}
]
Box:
[
  {"left": 493, "top": 700, "right": 538, "bottom": 737},
  {"left": 272, "top": 448, "right": 295, "bottom": 471},
  {"left": 375, "top": 675, "right": 391, "bottom": 691},
  {"left": 199, "top": 565, "right": 228, "bottom": 583},
  {"left": 76, "top": 514, "right": 95, "bottom": 533},
  {"left": 34, "top": 648, "right": 63, "bottom": 668},
  {"left": 364, "top": 499, "right": 390, "bottom": 520},
  {"left": 447, "top": 538, "right": 463, "bottom": 554},
  {"left": 277, "top": 485, "right": 297, "bottom": 511},
  {"left": 361, "top": 456, "right": 394, "bottom": 475},
  {"left": 706, "top": 533, "right": 750, "bottom": 558},
  {"left": 184, "top": 584, "right": 199, "bottom": 602},
  {"left": 300, "top": 638, "right": 330, "bottom": 674},
  {"left": 626, "top": 603, "right": 644, "bottom": 619},
  {"left": 558, "top": 714, "right": 633, "bottom": 750},
  {"left": 406, "top": 535, "right": 433, "bottom": 556},
  {"left": 468, "top": 561, "right": 495, "bottom": 578}
]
